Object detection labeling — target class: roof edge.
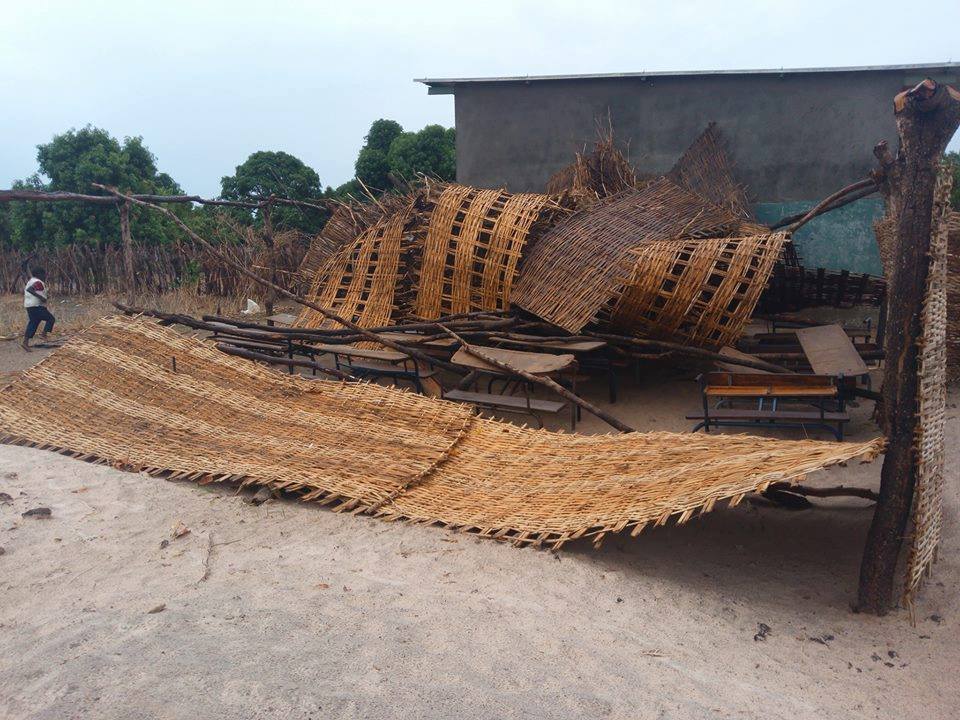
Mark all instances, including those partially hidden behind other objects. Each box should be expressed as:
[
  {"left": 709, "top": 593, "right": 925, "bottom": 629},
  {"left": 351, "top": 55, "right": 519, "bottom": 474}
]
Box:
[{"left": 415, "top": 62, "right": 960, "bottom": 91}]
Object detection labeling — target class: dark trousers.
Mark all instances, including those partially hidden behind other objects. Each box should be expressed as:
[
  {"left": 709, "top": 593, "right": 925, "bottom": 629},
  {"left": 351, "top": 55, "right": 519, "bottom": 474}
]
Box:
[{"left": 25, "top": 306, "right": 55, "bottom": 340}]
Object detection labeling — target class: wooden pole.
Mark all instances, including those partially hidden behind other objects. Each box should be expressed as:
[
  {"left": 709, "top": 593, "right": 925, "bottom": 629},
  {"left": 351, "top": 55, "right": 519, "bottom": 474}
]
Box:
[
  {"left": 856, "top": 79, "right": 960, "bottom": 615},
  {"left": 261, "top": 200, "right": 277, "bottom": 316},
  {"left": 119, "top": 200, "right": 135, "bottom": 304}
]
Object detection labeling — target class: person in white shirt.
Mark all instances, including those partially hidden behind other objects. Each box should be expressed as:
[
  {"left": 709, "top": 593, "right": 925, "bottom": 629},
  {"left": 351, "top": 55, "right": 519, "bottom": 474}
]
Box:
[{"left": 22, "top": 267, "right": 55, "bottom": 352}]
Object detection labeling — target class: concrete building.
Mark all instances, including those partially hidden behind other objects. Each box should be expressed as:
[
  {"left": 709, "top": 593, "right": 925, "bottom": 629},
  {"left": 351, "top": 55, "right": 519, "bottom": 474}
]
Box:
[{"left": 417, "top": 63, "right": 960, "bottom": 274}]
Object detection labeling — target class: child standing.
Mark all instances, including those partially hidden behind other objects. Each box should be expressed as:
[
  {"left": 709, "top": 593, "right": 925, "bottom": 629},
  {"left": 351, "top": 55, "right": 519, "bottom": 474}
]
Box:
[{"left": 22, "top": 267, "right": 55, "bottom": 352}]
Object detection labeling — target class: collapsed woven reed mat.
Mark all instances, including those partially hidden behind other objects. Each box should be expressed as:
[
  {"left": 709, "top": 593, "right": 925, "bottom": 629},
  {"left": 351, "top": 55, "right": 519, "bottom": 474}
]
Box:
[
  {"left": 296, "top": 206, "right": 413, "bottom": 331},
  {"left": 0, "top": 316, "right": 883, "bottom": 548}
]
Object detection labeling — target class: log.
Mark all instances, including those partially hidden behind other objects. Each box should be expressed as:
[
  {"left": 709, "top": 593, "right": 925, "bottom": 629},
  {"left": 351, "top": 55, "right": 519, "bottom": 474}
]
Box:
[
  {"left": 587, "top": 332, "right": 792, "bottom": 374},
  {"left": 214, "top": 343, "right": 352, "bottom": 380},
  {"left": 856, "top": 78, "right": 960, "bottom": 615},
  {"left": 438, "top": 324, "right": 635, "bottom": 433}
]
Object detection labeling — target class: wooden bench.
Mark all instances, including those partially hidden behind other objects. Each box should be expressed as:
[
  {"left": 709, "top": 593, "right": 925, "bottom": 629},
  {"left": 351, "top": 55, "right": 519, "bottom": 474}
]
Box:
[
  {"left": 341, "top": 359, "right": 438, "bottom": 394},
  {"left": 307, "top": 343, "right": 442, "bottom": 393},
  {"left": 449, "top": 346, "right": 578, "bottom": 429},
  {"left": 442, "top": 389, "right": 567, "bottom": 429},
  {"left": 690, "top": 371, "right": 849, "bottom": 440}
]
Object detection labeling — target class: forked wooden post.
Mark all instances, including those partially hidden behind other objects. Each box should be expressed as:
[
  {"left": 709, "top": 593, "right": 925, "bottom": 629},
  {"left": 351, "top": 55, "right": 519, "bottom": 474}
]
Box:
[{"left": 856, "top": 79, "right": 960, "bottom": 615}]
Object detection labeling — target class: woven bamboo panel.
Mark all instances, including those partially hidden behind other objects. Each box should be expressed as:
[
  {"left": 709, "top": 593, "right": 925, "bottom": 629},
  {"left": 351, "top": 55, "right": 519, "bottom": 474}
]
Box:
[
  {"left": 946, "top": 211, "right": 959, "bottom": 381},
  {"left": 611, "top": 234, "right": 787, "bottom": 349},
  {"left": 0, "top": 316, "right": 882, "bottom": 548},
  {"left": 296, "top": 208, "right": 412, "bottom": 330},
  {"left": 904, "top": 168, "right": 952, "bottom": 610},
  {"left": 297, "top": 208, "right": 356, "bottom": 286},
  {"left": 513, "top": 177, "right": 741, "bottom": 333},
  {"left": 668, "top": 123, "right": 752, "bottom": 220},
  {"left": 412, "top": 185, "right": 557, "bottom": 319}
]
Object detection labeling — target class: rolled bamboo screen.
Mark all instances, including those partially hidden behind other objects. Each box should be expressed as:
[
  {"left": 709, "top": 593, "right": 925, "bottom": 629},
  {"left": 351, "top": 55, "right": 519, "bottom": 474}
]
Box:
[
  {"left": 296, "top": 208, "right": 413, "bottom": 330},
  {"left": 412, "top": 185, "right": 557, "bottom": 319},
  {"left": 611, "top": 234, "right": 787, "bottom": 349}
]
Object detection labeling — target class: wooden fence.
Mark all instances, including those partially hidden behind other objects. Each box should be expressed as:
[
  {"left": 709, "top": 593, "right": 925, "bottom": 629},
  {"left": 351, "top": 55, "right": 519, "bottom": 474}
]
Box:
[{"left": 0, "top": 240, "right": 307, "bottom": 298}]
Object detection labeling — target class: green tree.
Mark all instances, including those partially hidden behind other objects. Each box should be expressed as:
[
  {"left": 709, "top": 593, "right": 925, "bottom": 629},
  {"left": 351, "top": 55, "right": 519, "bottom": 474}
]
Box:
[
  {"left": 946, "top": 150, "right": 959, "bottom": 210},
  {"left": 220, "top": 150, "right": 327, "bottom": 232},
  {"left": 386, "top": 125, "right": 456, "bottom": 183},
  {"left": 341, "top": 119, "right": 456, "bottom": 196},
  {"left": 6, "top": 126, "right": 185, "bottom": 249},
  {"left": 354, "top": 119, "right": 403, "bottom": 190}
]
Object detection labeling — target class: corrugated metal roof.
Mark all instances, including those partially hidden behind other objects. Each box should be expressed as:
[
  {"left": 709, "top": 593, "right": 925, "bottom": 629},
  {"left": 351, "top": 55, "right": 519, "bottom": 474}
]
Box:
[{"left": 416, "top": 62, "right": 960, "bottom": 94}]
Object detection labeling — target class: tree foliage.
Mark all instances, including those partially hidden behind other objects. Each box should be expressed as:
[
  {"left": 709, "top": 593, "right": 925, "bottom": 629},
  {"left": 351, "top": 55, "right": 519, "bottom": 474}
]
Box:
[
  {"left": 220, "top": 150, "right": 327, "bottom": 232},
  {"left": 4, "top": 126, "right": 185, "bottom": 250},
  {"left": 387, "top": 125, "right": 455, "bottom": 184},
  {"left": 946, "top": 150, "right": 960, "bottom": 211},
  {"left": 348, "top": 119, "right": 455, "bottom": 196}
]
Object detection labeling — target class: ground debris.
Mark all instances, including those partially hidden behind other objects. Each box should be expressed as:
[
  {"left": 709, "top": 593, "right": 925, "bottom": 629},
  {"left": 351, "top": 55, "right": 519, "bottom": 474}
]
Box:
[
  {"left": 753, "top": 623, "right": 771, "bottom": 642},
  {"left": 171, "top": 521, "right": 190, "bottom": 539},
  {"left": 147, "top": 603, "right": 166, "bottom": 614},
  {"left": 22, "top": 506, "right": 51, "bottom": 519},
  {"left": 244, "top": 486, "right": 274, "bottom": 506}
]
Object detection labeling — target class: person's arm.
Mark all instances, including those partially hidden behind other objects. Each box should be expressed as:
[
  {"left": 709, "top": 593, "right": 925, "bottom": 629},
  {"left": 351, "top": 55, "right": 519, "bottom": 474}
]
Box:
[{"left": 26, "top": 281, "right": 47, "bottom": 304}]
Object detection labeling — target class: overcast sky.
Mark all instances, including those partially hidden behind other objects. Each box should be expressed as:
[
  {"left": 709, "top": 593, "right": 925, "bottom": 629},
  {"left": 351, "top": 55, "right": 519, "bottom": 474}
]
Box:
[{"left": 2, "top": 0, "right": 958, "bottom": 197}]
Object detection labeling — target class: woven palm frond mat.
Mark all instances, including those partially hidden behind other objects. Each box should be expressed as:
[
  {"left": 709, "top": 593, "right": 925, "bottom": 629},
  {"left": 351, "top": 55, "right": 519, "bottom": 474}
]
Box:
[
  {"left": 513, "top": 177, "right": 741, "bottom": 334},
  {"left": 667, "top": 123, "right": 752, "bottom": 221},
  {"left": 903, "top": 167, "right": 952, "bottom": 610},
  {"left": 296, "top": 206, "right": 414, "bottom": 331},
  {"left": 0, "top": 315, "right": 883, "bottom": 548},
  {"left": 412, "top": 185, "right": 559, "bottom": 319},
  {"left": 612, "top": 233, "right": 786, "bottom": 349}
]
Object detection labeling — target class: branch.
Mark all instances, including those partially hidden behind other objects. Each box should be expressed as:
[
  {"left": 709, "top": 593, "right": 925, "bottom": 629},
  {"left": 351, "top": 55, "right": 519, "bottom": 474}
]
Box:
[
  {"left": 0, "top": 188, "right": 329, "bottom": 213},
  {"left": 769, "top": 482, "right": 880, "bottom": 502},
  {"left": 586, "top": 331, "right": 792, "bottom": 374},
  {"left": 777, "top": 178, "right": 877, "bottom": 233},
  {"left": 214, "top": 343, "right": 353, "bottom": 380}
]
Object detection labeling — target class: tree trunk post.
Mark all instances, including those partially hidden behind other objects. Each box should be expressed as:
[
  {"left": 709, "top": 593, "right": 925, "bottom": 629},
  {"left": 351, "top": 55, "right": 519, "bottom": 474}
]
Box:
[
  {"left": 119, "top": 199, "right": 135, "bottom": 304},
  {"left": 856, "top": 79, "right": 960, "bottom": 615},
  {"left": 261, "top": 200, "right": 277, "bottom": 316}
]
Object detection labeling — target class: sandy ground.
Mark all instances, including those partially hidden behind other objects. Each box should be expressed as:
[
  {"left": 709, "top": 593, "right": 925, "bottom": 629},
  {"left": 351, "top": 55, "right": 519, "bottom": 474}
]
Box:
[{"left": 0, "top": 308, "right": 957, "bottom": 719}]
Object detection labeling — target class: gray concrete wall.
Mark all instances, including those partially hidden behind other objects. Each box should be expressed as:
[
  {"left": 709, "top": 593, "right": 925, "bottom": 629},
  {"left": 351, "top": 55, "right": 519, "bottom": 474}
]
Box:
[
  {"left": 451, "top": 69, "right": 954, "bottom": 201},
  {"left": 448, "top": 67, "right": 957, "bottom": 272}
]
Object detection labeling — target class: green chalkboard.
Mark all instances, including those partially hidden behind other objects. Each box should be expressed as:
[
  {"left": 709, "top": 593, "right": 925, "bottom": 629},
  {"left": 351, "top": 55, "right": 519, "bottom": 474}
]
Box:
[{"left": 754, "top": 198, "right": 885, "bottom": 276}]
